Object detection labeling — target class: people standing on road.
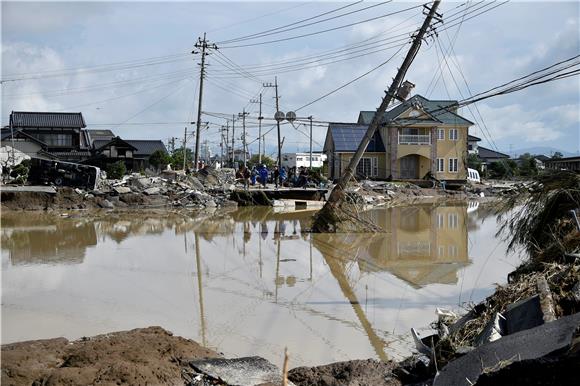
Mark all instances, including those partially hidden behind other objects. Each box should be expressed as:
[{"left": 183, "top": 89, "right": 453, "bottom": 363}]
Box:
[
  {"left": 242, "top": 166, "right": 251, "bottom": 190},
  {"left": 280, "top": 167, "right": 287, "bottom": 187},
  {"left": 250, "top": 166, "right": 257, "bottom": 186},
  {"left": 259, "top": 165, "right": 268, "bottom": 188},
  {"left": 273, "top": 166, "right": 280, "bottom": 189}
]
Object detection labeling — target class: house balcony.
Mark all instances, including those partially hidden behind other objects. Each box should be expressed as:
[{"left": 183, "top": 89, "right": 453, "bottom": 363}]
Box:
[{"left": 398, "top": 134, "right": 431, "bottom": 145}]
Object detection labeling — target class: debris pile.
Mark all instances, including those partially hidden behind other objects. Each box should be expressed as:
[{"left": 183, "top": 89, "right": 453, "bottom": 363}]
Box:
[
  {"left": 87, "top": 167, "right": 238, "bottom": 210},
  {"left": 394, "top": 169, "right": 580, "bottom": 385}
]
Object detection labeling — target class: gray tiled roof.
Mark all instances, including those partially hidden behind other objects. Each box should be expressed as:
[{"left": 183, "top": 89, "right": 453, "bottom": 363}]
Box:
[
  {"left": 125, "top": 140, "right": 167, "bottom": 156},
  {"left": 478, "top": 146, "right": 510, "bottom": 159},
  {"left": 468, "top": 134, "right": 481, "bottom": 141},
  {"left": 93, "top": 139, "right": 165, "bottom": 156},
  {"left": 86, "top": 129, "right": 115, "bottom": 144},
  {"left": 357, "top": 95, "right": 473, "bottom": 126},
  {"left": 10, "top": 111, "right": 86, "bottom": 128},
  {"left": 328, "top": 123, "right": 385, "bottom": 152}
]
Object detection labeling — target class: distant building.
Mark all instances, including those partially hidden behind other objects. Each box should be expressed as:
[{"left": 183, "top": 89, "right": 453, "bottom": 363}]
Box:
[
  {"left": 92, "top": 138, "right": 167, "bottom": 170},
  {"left": 2, "top": 111, "right": 170, "bottom": 172},
  {"left": 544, "top": 155, "right": 580, "bottom": 172},
  {"left": 2, "top": 111, "right": 91, "bottom": 162},
  {"left": 477, "top": 146, "right": 510, "bottom": 164},
  {"left": 467, "top": 134, "right": 481, "bottom": 154},
  {"left": 281, "top": 152, "right": 326, "bottom": 169}
]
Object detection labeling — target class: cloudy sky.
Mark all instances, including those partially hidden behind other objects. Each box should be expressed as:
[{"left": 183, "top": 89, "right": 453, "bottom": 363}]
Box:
[{"left": 2, "top": 0, "right": 579, "bottom": 157}]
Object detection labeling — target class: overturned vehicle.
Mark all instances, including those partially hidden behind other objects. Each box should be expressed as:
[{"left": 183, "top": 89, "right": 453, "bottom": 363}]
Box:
[{"left": 27, "top": 158, "right": 101, "bottom": 190}]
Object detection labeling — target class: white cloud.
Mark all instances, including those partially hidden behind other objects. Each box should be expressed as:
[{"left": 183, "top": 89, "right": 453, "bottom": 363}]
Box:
[{"left": 474, "top": 103, "right": 564, "bottom": 144}]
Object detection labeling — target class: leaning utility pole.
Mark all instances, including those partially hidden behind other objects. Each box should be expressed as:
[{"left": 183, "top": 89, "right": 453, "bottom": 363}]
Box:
[
  {"left": 313, "top": 0, "right": 441, "bottom": 232},
  {"left": 193, "top": 33, "right": 217, "bottom": 171},
  {"left": 238, "top": 110, "right": 249, "bottom": 167}
]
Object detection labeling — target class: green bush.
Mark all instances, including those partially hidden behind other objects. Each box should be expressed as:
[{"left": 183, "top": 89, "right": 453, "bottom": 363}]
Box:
[
  {"left": 149, "top": 150, "right": 171, "bottom": 170},
  {"left": 106, "top": 160, "right": 127, "bottom": 179}
]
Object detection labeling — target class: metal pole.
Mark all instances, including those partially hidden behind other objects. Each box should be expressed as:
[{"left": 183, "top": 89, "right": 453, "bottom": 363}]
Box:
[
  {"left": 275, "top": 77, "right": 282, "bottom": 178},
  {"left": 242, "top": 109, "right": 247, "bottom": 167},
  {"left": 258, "top": 93, "right": 263, "bottom": 164},
  {"left": 193, "top": 33, "right": 207, "bottom": 171},
  {"left": 225, "top": 121, "right": 229, "bottom": 167},
  {"left": 183, "top": 127, "right": 187, "bottom": 171},
  {"left": 309, "top": 116, "right": 313, "bottom": 170},
  {"left": 231, "top": 114, "right": 235, "bottom": 167}
]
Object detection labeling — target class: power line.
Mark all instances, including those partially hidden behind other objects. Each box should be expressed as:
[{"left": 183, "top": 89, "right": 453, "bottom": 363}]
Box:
[
  {"left": 294, "top": 44, "right": 407, "bottom": 112},
  {"left": 219, "top": 3, "right": 425, "bottom": 49},
  {"left": 208, "top": 1, "right": 314, "bottom": 34},
  {"left": 0, "top": 55, "right": 191, "bottom": 84},
  {"left": 216, "top": 0, "right": 366, "bottom": 44},
  {"left": 218, "top": 1, "right": 394, "bottom": 45}
]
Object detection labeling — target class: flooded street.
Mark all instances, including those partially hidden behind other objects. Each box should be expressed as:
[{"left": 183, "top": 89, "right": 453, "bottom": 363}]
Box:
[{"left": 1, "top": 204, "right": 521, "bottom": 367}]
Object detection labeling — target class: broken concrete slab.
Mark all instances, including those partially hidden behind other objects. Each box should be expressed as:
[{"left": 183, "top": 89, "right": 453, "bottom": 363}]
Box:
[
  {"left": 143, "top": 187, "right": 160, "bottom": 195},
  {"left": 113, "top": 186, "right": 131, "bottom": 194},
  {"left": 131, "top": 177, "right": 151, "bottom": 189},
  {"left": 189, "top": 356, "right": 289, "bottom": 386},
  {"left": 504, "top": 295, "right": 544, "bottom": 334},
  {"left": 433, "top": 312, "right": 580, "bottom": 386}
]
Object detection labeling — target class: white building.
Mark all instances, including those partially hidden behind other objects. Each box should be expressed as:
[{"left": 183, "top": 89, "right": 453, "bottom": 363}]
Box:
[{"left": 281, "top": 152, "right": 327, "bottom": 169}]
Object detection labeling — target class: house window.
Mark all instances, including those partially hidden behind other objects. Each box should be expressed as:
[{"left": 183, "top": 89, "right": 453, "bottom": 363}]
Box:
[
  {"left": 438, "top": 246, "right": 445, "bottom": 257},
  {"left": 36, "top": 133, "right": 72, "bottom": 147},
  {"left": 448, "top": 245, "right": 458, "bottom": 257},
  {"left": 448, "top": 213, "right": 458, "bottom": 228},
  {"left": 437, "top": 213, "right": 444, "bottom": 228},
  {"left": 436, "top": 158, "right": 445, "bottom": 172},
  {"left": 356, "top": 157, "right": 378, "bottom": 177},
  {"left": 296, "top": 157, "right": 303, "bottom": 161},
  {"left": 449, "top": 128, "right": 458, "bottom": 141},
  {"left": 448, "top": 158, "right": 458, "bottom": 173},
  {"left": 437, "top": 128, "right": 445, "bottom": 140}
]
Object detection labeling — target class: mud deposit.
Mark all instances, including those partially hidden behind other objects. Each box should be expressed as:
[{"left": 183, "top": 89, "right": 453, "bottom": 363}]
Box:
[{"left": 1, "top": 327, "right": 218, "bottom": 386}]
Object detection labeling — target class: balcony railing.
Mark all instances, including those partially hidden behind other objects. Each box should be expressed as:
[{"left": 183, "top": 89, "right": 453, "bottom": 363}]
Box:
[{"left": 398, "top": 134, "right": 431, "bottom": 145}]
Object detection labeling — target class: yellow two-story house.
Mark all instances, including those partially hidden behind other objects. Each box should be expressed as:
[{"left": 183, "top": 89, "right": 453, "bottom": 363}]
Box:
[{"left": 324, "top": 95, "right": 473, "bottom": 184}]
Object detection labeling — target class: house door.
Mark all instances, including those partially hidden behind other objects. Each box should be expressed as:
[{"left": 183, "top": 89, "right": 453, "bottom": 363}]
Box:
[{"left": 400, "top": 155, "right": 419, "bottom": 179}]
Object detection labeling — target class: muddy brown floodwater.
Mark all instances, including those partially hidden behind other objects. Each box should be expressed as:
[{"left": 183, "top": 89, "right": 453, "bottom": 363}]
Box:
[{"left": 1, "top": 203, "right": 521, "bottom": 367}]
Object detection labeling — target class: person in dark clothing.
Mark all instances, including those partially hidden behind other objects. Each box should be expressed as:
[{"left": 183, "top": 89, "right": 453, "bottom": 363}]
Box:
[{"left": 273, "top": 166, "right": 280, "bottom": 189}]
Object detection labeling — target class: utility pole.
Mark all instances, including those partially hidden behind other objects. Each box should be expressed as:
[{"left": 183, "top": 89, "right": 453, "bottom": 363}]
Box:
[
  {"left": 238, "top": 110, "right": 249, "bottom": 167},
  {"left": 313, "top": 0, "right": 442, "bottom": 232},
  {"left": 182, "top": 127, "right": 187, "bottom": 171},
  {"left": 231, "top": 114, "right": 235, "bottom": 167},
  {"left": 275, "top": 77, "right": 282, "bottom": 174},
  {"left": 264, "top": 78, "right": 282, "bottom": 172},
  {"left": 193, "top": 33, "right": 217, "bottom": 171},
  {"left": 308, "top": 116, "right": 313, "bottom": 170},
  {"left": 225, "top": 121, "right": 229, "bottom": 167},
  {"left": 250, "top": 93, "right": 264, "bottom": 164}
]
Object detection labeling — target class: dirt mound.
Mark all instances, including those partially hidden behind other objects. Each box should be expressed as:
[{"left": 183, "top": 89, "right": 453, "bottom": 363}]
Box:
[
  {"left": 1, "top": 326, "right": 219, "bottom": 386},
  {"left": 288, "top": 359, "right": 401, "bottom": 386}
]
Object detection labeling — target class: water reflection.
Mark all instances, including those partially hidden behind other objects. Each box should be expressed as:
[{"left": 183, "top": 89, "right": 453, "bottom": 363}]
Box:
[{"left": 2, "top": 204, "right": 514, "bottom": 366}]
